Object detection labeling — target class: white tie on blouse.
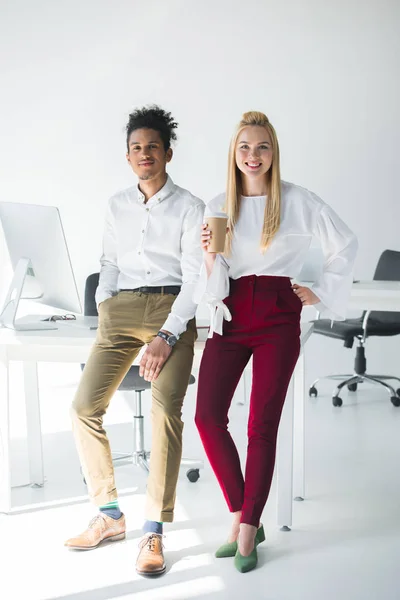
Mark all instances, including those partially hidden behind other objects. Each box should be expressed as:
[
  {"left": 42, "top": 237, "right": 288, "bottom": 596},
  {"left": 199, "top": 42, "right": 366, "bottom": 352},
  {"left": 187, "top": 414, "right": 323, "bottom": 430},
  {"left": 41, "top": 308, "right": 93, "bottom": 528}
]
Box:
[{"left": 194, "top": 180, "right": 358, "bottom": 337}]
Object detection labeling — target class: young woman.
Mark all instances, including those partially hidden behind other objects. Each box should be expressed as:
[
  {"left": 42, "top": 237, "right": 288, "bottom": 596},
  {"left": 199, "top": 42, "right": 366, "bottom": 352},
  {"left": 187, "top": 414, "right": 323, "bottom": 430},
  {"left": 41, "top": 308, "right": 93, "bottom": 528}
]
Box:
[{"left": 194, "top": 111, "right": 358, "bottom": 573}]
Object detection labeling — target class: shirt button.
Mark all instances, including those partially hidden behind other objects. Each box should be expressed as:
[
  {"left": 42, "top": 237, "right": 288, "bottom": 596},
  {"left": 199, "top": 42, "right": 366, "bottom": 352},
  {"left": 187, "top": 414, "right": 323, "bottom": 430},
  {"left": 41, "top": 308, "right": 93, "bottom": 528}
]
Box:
[
  {"left": 146, "top": 208, "right": 149, "bottom": 212},
  {"left": 138, "top": 251, "right": 141, "bottom": 255},
  {"left": 142, "top": 230, "right": 145, "bottom": 233},
  {"left": 147, "top": 271, "right": 150, "bottom": 275}
]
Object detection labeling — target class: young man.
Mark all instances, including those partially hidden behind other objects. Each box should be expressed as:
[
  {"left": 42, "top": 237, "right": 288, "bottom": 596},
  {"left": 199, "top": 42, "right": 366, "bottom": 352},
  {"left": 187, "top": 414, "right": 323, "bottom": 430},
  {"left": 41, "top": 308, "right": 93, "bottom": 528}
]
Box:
[{"left": 65, "top": 106, "right": 204, "bottom": 576}]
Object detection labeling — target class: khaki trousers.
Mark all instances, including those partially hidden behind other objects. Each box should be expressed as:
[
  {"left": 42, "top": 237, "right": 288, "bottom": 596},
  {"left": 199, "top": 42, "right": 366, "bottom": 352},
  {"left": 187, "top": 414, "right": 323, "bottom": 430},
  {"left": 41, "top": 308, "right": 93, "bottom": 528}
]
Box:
[{"left": 71, "top": 291, "right": 196, "bottom": 522}]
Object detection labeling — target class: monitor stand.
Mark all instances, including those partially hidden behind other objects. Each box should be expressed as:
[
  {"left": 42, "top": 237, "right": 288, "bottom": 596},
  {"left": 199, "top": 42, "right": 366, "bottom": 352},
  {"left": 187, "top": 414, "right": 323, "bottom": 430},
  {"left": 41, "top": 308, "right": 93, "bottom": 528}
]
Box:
[{"left": 0, "top": 257, "right": 57, "bottom": 331}]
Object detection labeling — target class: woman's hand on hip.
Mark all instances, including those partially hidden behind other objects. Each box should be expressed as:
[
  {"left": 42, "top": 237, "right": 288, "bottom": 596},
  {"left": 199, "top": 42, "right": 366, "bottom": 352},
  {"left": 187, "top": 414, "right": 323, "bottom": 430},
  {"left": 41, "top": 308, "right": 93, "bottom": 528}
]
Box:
[{"left": 292, "top": 284, "right": 320, "bottom": 306}]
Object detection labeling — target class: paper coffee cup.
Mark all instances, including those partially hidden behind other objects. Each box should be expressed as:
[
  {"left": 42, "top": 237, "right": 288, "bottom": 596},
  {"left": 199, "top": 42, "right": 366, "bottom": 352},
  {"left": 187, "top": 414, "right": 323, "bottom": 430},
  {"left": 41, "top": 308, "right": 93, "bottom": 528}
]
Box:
[{"left": 206, "top": 211, "right": 228, "bottom": 253}]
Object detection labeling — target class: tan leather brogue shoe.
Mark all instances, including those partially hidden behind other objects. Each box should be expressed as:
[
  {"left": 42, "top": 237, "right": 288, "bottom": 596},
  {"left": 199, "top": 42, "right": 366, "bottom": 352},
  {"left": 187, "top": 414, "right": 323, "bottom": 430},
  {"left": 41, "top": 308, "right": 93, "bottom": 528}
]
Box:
[
  {"left": 64, "top": 513, "right": 126, "bottom": 550},
  {"left": 136, "top": 533, "right": 166, "bottom": 576}
]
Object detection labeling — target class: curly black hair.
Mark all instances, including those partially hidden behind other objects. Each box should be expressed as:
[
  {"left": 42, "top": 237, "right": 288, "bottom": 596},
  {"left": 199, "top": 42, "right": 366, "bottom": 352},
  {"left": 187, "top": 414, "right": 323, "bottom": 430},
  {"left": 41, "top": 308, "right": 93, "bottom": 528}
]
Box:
[{"left": 126, "top": 105, "right": 178, "bottom": 152}]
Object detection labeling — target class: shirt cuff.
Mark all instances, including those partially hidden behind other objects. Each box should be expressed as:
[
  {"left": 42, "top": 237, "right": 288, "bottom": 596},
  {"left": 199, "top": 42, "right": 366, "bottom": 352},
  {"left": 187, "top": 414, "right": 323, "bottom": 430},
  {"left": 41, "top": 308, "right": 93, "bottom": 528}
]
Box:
[
  {"left": 206, "top": 299, "right": 232, "bottom": 338},
  {"left": 161, "top": 314, "right": 187, "bottom": 338},
  {"left": 193, "top": 254, "right": 229, "bottom": 305},
  {"left": 311, "top": 292, "right": 345, "bottom": 322},
  {"left": 95, "top": 291, "right": 114, "bottom": 308}
]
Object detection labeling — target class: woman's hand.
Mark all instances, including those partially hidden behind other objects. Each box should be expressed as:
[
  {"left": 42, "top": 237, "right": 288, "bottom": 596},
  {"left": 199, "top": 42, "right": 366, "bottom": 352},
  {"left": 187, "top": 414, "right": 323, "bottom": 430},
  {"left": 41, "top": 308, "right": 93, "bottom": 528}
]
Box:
[
  {"left": 201, "top": 222, "right": 217, "bottom": 273},
  {"left": 201, "top": 222, "right": 229, "bottom": 275},
  {"left": 292, "top": 284, "right": 320, "bottom": 306},
  {"left": 201, "top": 223, "right": 215, "bottom": 253}
]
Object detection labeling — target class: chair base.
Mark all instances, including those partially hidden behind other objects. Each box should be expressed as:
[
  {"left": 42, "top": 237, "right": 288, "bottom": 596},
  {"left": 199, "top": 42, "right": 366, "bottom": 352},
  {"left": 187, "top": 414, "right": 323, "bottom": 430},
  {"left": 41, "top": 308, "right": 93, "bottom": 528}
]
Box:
[
  {"left": 111, "top": 450, "right": 203, "bottom": 482},
  {"left": 80, "top": 390, "right": 204, "bottom": 486},
  {"left": 309, "top": 373, "right": 400, "bottom": 407},
  {"left": 309, "top": 341, "right": 400, "bottom": 407},
  {"left": 111, "top": 412, "right": 203, "bottom": 482}
]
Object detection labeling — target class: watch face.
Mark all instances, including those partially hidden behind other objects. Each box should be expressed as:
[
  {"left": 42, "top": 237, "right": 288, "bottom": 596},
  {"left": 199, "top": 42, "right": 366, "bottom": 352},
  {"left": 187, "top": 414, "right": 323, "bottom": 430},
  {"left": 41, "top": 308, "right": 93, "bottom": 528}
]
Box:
[{"left": 168, "top": 335, "right": 178, "bottom": 346}]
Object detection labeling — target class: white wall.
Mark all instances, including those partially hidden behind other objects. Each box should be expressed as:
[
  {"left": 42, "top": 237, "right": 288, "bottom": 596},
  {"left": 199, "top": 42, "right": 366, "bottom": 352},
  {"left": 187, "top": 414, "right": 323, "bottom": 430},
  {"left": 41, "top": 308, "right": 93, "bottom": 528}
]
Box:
[{"left": 1, "top": 0, "right": 400, "bottom": 384}]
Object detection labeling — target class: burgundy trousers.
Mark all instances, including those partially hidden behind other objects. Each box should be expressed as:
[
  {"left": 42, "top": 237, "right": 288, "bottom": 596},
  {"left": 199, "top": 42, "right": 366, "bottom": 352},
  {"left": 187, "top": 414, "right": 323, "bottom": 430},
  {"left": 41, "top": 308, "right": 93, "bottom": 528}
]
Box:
[{"left": 195, "top": 275, "right": 301, "bottom": 527}]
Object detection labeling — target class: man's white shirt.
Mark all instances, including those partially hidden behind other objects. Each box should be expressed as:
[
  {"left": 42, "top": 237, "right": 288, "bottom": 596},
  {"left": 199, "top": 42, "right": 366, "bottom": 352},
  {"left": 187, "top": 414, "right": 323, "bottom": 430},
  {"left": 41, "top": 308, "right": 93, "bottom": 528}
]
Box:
[{"left": 96, "top": 175, "right": 205, "bottom": 337}]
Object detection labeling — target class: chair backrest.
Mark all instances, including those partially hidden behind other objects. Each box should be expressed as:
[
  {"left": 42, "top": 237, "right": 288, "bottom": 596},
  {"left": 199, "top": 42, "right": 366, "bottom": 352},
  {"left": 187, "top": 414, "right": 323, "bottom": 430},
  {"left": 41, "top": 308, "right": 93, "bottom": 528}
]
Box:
[
  {"left": 84, "top": 273, "right": 100, "bottom": 316},
  {"left": 369, "top": 250, "right": 400, "bottom": 324}
]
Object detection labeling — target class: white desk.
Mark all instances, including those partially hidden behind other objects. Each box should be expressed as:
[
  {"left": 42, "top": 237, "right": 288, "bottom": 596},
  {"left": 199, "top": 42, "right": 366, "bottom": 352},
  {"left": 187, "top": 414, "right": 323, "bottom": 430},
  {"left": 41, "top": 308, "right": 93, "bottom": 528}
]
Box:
[
  {"left": 277, "top": 323, "right": 313, "bottom": 530},
  {"left": 347, "top": 280, "right": 400, "bottom": 312},
  {"left": 2, "top": 279, "right": 399, "bottom": 523},
  {"left": 291, "top": 278, "right": 400, "bottom": 508},
  {"left": 0, "top": 321, "right": 313, "bottom": 531},
  {"left": 300, "top": 280, "right": 400, "bottom": 312}
]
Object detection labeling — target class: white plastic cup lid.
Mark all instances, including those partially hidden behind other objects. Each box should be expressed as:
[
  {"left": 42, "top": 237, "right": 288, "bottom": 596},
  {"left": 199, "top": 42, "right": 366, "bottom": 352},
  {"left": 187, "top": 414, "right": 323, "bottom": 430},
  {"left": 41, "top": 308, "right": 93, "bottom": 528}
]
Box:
[{"left": 205, "top": 211, "right": 228, "bottom": 219}]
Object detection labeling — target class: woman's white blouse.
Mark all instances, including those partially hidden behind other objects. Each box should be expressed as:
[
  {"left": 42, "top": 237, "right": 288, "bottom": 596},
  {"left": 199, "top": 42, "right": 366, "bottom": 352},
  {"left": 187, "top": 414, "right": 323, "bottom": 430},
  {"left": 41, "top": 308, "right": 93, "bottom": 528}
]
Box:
[{"left": 194, "top": 181, "right": 358, "bottom": 337}]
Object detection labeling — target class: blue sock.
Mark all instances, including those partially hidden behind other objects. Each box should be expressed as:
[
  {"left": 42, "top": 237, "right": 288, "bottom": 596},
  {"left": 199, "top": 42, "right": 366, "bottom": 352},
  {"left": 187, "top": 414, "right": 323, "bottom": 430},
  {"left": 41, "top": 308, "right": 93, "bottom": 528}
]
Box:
[
  {"left": 99, "top": 500, "right": 122, "bottom": 520},
  {"left": 100, "top": 507, "right": 122, "bottom": 520},
  {"left": 143, "top": 520, "right": 163, "bottom": 535}
]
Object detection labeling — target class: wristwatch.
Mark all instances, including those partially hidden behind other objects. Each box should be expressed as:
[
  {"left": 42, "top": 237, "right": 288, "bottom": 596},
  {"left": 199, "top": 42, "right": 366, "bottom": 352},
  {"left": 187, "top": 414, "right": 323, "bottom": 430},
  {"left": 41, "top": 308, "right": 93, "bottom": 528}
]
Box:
[{"left": 157, "top": 331, "right": 178, "bottom": 347}]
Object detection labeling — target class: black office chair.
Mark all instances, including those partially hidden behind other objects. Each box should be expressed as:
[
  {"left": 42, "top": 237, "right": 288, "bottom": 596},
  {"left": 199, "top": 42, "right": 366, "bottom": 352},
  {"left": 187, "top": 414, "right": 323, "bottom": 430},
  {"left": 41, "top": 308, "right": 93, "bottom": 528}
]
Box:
[
  {"left": 309, "top": 250, "right": 400, "bottom": 408},
  {"left": 81, "top": 273, "right": 202, "bottom": 482}
]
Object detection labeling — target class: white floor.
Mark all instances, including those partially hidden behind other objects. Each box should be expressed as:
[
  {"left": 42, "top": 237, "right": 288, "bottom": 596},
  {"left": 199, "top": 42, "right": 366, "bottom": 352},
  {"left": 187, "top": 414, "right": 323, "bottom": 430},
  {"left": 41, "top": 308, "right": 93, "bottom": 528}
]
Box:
[{"left": 2, "top": 362, "right": 400, "bottom": 600}]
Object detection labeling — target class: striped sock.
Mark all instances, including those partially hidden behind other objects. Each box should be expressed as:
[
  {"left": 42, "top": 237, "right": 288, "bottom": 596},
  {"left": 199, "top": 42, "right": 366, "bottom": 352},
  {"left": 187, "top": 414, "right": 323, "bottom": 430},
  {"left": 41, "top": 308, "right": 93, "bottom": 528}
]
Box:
[
  {"left": 143, "top": 520, "right": 163, "bottom": 535},
  {"left": 99, "top": 500, "right": 122, "bottom": 520}
]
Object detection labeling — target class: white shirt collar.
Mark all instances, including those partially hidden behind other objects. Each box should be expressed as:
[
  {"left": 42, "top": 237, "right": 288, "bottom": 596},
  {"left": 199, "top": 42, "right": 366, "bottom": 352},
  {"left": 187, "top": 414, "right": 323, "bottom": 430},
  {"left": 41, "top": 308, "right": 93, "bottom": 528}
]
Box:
[{"left": 136, "top": 175, "right": 176, "bottom": 206}]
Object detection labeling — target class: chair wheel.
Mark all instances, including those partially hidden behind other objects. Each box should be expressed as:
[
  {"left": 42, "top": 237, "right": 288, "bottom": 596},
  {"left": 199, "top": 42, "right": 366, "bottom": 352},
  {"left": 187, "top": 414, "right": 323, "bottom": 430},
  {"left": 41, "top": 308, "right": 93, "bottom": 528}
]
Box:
[
  {"left": 347, "top": 383, "right": 358, "bottom": 392},
  {"left": 332, "top": 396, "right": 343, "bottom": 407},
  {"left": 309, "top": 386, "right": 318, "bottom": 397},
  {"left": 391, "top": 396, "right": 400, "bottom": 407},
  {"left": 186, "top": 469, "right": 200, "bottom": 483}
]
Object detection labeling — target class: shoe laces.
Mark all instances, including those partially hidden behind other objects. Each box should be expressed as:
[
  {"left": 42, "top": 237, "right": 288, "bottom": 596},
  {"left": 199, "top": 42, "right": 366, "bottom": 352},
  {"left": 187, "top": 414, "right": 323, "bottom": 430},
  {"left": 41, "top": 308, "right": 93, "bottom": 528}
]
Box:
[
  {"left": 88, "top": 514, "right": 106, "bottom": 530},
  {"left": 139, "top": 533, "right": 164, "bottom": 553}
]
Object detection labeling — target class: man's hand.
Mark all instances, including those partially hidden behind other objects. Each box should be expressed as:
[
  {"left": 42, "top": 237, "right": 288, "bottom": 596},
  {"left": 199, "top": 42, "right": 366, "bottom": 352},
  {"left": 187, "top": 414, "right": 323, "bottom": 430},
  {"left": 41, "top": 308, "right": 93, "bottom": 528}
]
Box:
[
  {"left": 292, "top": 284, "right": 320, "bottom": 306},
  {"left": 139, "top": 334, "right": 172, "bottom": 382}
]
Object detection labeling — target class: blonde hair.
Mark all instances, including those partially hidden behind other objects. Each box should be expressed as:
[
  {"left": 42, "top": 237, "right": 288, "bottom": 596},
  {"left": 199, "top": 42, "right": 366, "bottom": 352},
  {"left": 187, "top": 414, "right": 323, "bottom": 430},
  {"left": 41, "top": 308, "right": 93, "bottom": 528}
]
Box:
[{"left": 224, "top": 111, "right": 281, "bottom": 254}]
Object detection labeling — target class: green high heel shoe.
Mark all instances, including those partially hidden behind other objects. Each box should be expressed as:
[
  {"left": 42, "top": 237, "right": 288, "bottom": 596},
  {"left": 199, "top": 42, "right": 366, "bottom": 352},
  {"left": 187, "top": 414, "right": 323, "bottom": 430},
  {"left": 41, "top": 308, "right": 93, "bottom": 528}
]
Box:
[
  {"left": 215, "top": 524, "right": 265, "bottom": 559},
  {"left": 215, "top": 539, "right": 237, "bottom": 559},
  {"left": 234, "top": 525, "right": 266, "bottom": 573}
]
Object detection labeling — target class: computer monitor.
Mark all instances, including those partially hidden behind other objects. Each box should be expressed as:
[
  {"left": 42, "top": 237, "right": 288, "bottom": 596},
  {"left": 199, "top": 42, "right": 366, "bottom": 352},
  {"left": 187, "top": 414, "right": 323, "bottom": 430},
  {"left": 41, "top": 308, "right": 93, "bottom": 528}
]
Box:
[{"left": 0, "top": 201, "right": 82, "bottom": 330}]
